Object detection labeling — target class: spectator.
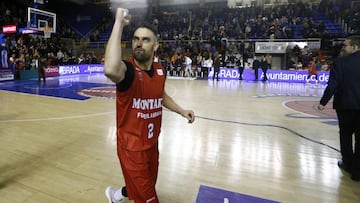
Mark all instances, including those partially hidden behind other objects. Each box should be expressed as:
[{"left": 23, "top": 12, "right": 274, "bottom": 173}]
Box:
[
  {"left": 213, "top": 52, "right": 221, "bottom": 81},
  {"left": 183, "top": 55, "right": 193, "bottom": 77}
]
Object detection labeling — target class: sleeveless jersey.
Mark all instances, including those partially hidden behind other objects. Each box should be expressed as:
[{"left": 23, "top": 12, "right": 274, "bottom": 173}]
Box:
[
  {"left": 309, "top": 62, "right": 317, "bottom": 75},
  {"left": 116, "top": 57, "right": 166, "bottom": 151}
]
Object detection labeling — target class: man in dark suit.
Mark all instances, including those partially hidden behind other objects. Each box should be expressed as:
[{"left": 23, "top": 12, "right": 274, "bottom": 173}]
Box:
[
  {"left": 252, "top": 56, "right": 261, "bottom": 80},
  {"left": 317, "top": 35, "right": 360, "bottom": 181},
  {"left": 260, "top": 55, "right": 268, "bottom": 81},
  {"left": 37, "top": 55, "right": 47, "bottom": 83},
  {"left": 213, "top": 52, "right": 221, "bottom": 81}
]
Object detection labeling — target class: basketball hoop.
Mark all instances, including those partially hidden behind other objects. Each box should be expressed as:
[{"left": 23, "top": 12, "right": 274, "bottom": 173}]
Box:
[
  {"left": 42, "top": 26, "right": 52, "bottom": 39},
  {"left": 44, "top": 30, "right": 51, "bottom": 38},
  {"left": 27, "top": 7, "right": 57, "bottom": 37}
]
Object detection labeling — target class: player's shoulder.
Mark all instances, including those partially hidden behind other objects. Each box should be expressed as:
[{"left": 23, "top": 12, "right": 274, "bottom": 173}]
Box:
[{"left": 153, "top": 61, "right": 165, "bottom": 69}]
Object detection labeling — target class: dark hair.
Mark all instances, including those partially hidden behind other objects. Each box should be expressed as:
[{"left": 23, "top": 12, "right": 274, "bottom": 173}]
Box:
[
  {"left": 136, "top": 22, "right": 158, "bottom": 40},
  {"left": 348, "top": 35, "right": 360, "bottom": 47}
]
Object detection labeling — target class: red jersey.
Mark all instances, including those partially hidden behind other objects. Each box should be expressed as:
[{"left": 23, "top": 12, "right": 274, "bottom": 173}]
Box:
[
  {"left": 116, "top": 57, "right": 166, "bottom": 151},
  {"left": 308, "top": 62, "right": 317, "bottom": 75}
]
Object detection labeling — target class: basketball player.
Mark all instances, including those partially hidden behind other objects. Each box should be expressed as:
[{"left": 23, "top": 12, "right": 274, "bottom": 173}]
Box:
[
  {"left": 103, "top": 8, "right": 195, "bottom": 203},
  {"left": 306, "top": 59, "right": 318, "bottom": 84}
]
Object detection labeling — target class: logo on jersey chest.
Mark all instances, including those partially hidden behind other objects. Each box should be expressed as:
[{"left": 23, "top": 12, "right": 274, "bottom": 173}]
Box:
[{"left": 132, "top": 98, "right": 163, "bottom": 110}]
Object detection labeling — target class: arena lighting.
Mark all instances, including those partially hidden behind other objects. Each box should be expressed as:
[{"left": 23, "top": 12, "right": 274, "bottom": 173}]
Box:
[
  {"left": 93, "top": 0, "right": 142, "bottom": 3},
  {"left": 228, "top": 0, "right": 253, "bottom": 8},
  {"left": 108, "top": 0, "right": 149, "bottom": 9},
  {"left": 92, "top": 0, "right": 110, "bottom": 3},
  {"left": 34, "top": 0, "right": 44, "bottom": 4}
]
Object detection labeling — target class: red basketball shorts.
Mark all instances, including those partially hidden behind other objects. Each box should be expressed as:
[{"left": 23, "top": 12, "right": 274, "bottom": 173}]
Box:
[{"left": 117, "top": 144, "right": 159, "bottom": 203}]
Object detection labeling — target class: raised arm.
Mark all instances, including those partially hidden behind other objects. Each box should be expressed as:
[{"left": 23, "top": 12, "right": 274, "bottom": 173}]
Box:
[
  {"left": 104, "top": 8, "right": 131, "bottom": 83},
  {"left": 163, "top": 91, "right": 195, "bottom": 123}
]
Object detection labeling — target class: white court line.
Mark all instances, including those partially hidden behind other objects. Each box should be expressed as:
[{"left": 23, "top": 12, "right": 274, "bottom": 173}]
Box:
[
  {"left": 224, "top": 198, "right": 229, "bottom": 203},
  {"left": 0, "top": 111, "right": 115, "bottom": 123}
]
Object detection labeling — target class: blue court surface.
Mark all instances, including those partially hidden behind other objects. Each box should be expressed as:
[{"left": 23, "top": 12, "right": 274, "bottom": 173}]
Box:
[
  {"left": 0, "top": 77, "right": 113, "bottom": 100},
  {"left": 196, "top": 185, "right": 280, "bottom": 203}
]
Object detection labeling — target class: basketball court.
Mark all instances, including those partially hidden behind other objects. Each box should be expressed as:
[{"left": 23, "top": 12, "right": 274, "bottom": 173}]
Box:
[{"left": 0, "top": 74, "right": 359, "bottom": 203}]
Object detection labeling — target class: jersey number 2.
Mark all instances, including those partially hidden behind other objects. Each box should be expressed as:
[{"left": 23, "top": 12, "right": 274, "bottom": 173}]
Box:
[{"left": 148, "top": 123, "right": 154, "bottom": 139}]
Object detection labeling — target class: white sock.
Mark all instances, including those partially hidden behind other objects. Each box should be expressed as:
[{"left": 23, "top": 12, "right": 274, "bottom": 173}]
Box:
[{"left": 114, "top": 188, "right": 124, "bottom": 200}]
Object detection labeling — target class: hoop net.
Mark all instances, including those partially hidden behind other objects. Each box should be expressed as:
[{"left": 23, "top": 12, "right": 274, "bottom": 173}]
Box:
[{"left": 41, "top": 26, "right": 52, "bottom": 39}]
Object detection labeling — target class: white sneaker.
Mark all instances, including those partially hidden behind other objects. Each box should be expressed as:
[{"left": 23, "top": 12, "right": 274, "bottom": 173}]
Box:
[{"left": 105, "top": 186, "right": 123, "bottom": 203}]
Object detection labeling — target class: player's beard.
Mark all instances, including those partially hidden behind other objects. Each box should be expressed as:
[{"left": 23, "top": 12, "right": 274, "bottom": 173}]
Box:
[{"left": 132, "top": 48, "right": 152, "bottom": 63}]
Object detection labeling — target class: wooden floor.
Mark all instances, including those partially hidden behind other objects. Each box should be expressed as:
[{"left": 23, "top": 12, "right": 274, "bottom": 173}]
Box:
[{"left": 0, "top": 74, "right": 359, "bottom": 203}]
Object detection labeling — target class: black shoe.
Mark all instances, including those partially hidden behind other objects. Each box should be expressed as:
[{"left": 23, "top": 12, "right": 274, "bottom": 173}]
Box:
[{"left": 338, "top": 160, "right": 351, "bottom": 173}]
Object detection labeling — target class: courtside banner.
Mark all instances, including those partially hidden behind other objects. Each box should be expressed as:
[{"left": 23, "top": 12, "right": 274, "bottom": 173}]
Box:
[
  {"left": 255, "top": 42, "right": 287, "bottom": 54},
  {"left": 2, "top": 25, "right": 17, "bottom": 34},
  {"left": 0, "top": 68, "right": 14, "bottom": 81},
  {"left": 58, "top": 64, "right": 104, "bottom": 76},
  {"left": 45, "top": 65, "right": 59, "bottom": 77},
  {"left": 208, "top": 68, "right": 329, "bottom": 84}
]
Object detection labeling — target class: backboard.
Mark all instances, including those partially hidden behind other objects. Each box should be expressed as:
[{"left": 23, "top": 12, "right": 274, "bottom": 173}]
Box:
[{"left": 27, "top": 7, "right": 56, "bottom": 33}]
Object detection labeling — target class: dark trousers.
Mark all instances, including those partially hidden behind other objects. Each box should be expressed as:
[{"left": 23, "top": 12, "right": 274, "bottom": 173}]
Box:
[
  {"left": 213, "top": 68, "right": 220, "bottom": 81},
  {"left": 238, "top": 67, "right": 244, "bottom": 80},
  {"left": 336, "top": 109, "right": 360, "bottom": 175},
  {"left": 38, "top": 68, "right": 46, "bottom": 82},
  {"left": 262, "top": 68, "right": 268, "bottom": 81},
  {"left": 254, "top": 68, "right": 259, "bottom": 80},
  {"left": 201, "top": 67, "right": 208, "bottom": 78}
]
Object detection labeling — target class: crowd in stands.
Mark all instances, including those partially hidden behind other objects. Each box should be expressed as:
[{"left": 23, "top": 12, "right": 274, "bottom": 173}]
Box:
[
  {"left": 84, "top": 1, "right": 353, "bottom": 76},
  {"left": 108, "top": 0, "right": 349, "bottom": 42},
  {"left": 318, "top": 0, "right": 360, "bottom": 35},
  {"left": 132, "top": 1, "right": 348, "bottom": 76},
  {"left": 1, "top": 0, "right": 360, "bottom": 79}
]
